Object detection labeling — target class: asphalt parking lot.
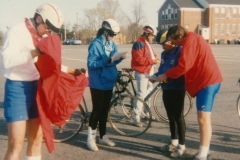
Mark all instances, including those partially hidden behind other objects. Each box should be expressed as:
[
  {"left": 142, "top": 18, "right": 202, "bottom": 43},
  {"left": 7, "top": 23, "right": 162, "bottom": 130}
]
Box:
[{"left": 0, "top": 44, "right": 240, "bottom": 160}]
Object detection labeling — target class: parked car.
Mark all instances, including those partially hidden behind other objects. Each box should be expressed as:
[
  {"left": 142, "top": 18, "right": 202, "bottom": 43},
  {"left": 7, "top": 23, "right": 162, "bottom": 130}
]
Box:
[
  {"left": 70, "top": 38, "right": 82, "bottom": 45},
  {"left": 62, "top": 39, "right": 71, "bottom": 45}
]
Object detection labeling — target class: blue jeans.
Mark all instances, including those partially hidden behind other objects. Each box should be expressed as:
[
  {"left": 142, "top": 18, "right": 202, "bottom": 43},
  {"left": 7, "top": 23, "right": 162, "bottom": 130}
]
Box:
[{"left": 134, "top": 71, "right": 154, "bottom": 121}]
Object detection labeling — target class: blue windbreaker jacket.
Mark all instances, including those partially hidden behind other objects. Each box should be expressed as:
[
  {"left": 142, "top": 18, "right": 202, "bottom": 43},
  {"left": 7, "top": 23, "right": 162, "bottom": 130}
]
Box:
[
  {"left": 87, "top": 36, "right": 123, "bottom": 90},
  {"left": 154, "top": 46, "right": 185, "bottom": 90}
]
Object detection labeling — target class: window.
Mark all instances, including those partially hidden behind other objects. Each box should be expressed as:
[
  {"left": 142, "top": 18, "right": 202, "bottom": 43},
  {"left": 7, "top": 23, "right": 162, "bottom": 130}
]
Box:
[
  {"left": 168, "top": 8, "right": 171, "bottom": 19},
  {"left": 215, "top": 8, "right": 219, "bottom": 18},
  {"left": 232, "top": 24, "right": 236, "bottom": 34},
  {"left": 214, "top": 24, "right": 219, "bottom": 35},
  {"left": 162, "top": 11, "right": 165, "bottom": 20},
  {"left": 165, "top": 9, "right": 168, "bottom": 20},
  {"left": 226, "top": 24, "right": 231, "bottom": 35},
  {"left": 227, "top": 8, "right": 231, "bottom": 18},
  {"left": 221, "top": 8, "right": 225, "bottom": 19},
  {"left": 232, "top": 8, "right": 237, "bottom": 18},
  {"left": 174, "top": 9, "right": 177, "bottom": 19},
  {"left": 220, "top": 24, "right": 225, "bottom": 35},
  {"left": 165, "top": 25, "right": 168, "bottom": 29},
  {"left": 171, "top": 8, "right": 174, "bottom": 19},
  {"left": 161, "top": 25, "right": 164, "bottom": 30}
]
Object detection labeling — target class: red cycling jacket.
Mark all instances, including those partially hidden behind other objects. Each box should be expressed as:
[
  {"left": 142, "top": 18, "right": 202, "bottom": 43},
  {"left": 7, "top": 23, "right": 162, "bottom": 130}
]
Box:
[
  {"left": 166, "top": 32, "right": 223, "bottom": 97},
  {"left": 131, "top": 36, "right": 157, "bottom": 74},
  {"left": 35, "top": 35, "right": 88, "bottom": 153}
]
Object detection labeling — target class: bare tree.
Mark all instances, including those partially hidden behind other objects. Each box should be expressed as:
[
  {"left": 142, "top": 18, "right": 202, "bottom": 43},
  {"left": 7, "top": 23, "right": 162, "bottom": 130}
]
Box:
[{"left": 129, "top": 0, "right": 146, "bottom": 42}]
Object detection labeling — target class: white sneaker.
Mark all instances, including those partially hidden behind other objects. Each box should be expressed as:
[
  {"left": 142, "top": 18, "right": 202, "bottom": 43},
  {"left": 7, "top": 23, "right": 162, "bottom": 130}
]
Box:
[
  {"left": 170, "top": 146, "right": 186, "bottom": 157},
  {"left": 99, "top": 135, "right": 115, "bottom": 147},
  {"left": 134, "top": 121, "right": 143, "bottom": 127},
  {"left": 87, "top": 138, "right": 99, "bottom": 151},
  {"left": 159, "top": 143, "right": 177, "bottom": 152}
]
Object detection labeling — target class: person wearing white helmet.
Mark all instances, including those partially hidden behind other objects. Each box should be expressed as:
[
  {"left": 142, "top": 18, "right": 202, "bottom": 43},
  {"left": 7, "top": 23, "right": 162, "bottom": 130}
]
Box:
[
  {"left": 87, "top": 18, "right": 126, "bottom": 151},
  {"left": 0, "top": 3, "right": 77, "bottom": 160},
  {"left": 131, "top": 24, "right": 160, "bottom": 127}
]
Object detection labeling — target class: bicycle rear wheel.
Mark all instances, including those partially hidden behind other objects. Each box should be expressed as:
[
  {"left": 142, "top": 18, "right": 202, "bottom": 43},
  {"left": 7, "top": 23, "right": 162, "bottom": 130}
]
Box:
[
  {"left": 108, "top": 95, "right": 152, "bottom": 137},
  {"left": 52, "top": 104, "right": 84, "bottom": 142},
  {"left": 153, "top": 89, "right": 193, "bottom": 122},
  {"left": 237, "top": 95, "right": 240, "bottom": 118}
]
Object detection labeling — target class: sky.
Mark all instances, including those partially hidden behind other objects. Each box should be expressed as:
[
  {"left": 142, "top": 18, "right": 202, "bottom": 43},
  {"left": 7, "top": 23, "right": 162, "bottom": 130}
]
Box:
[{"left": 0, "top": 0, "right": 165, "bottom": 33}]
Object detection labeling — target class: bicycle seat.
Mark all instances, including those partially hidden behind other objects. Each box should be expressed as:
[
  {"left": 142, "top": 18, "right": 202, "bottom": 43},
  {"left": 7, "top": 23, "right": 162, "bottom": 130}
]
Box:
[{"left": 122, "top": 68, "right": 134, "bottom": 72}]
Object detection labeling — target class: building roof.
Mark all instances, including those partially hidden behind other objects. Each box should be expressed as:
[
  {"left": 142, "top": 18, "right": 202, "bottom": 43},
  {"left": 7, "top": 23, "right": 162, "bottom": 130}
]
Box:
[
  {"left": 173, "top": 0, "right": 204, "bottom": 9},
  {"left": 205, "top": 0, "right": 240, "bottom": 5}
]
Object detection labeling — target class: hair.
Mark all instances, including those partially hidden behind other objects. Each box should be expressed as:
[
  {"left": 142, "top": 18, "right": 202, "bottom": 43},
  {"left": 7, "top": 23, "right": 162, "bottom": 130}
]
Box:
[
  {"left": 166, "top": 25, "right": 188, "bottom": 40},
  {"left": 96, "top": 28, "right": 105, "bottom": 37},
  {"left": 33, "top": 13, "right": 41, "bottom": 23}
]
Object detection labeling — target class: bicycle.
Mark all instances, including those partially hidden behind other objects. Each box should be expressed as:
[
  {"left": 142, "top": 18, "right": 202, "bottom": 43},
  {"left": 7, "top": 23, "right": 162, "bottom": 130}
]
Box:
[
  {"left": 52, "top": 96, "right": 91, "bottom": 142},
  {"left": 110, "top": 68, "right": 193, "bottom": 122}
]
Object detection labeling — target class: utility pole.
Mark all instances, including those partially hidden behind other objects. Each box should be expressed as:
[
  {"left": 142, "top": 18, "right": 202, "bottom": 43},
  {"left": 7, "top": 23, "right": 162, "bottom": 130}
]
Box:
[
  {"left": 64, "top": 21, "right": 66, "bottom": 40},
  {"left": 76, "top": 12, "right": 78, "bottom": 39}
]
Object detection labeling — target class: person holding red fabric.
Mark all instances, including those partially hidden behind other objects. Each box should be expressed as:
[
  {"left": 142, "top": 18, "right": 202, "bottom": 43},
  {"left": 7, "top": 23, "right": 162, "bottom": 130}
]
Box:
[
  {"left": 0, "top": 4, "right": 83, "bottom": 160},
  {"left": 157, "top": 25, "right": 223, "bottom": 160}
]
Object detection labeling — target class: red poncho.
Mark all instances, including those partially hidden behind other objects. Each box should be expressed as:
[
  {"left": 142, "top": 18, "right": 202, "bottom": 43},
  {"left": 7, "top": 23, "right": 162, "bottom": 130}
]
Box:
[{"left": 35, "top": 34, "right": 88, "bottom": 153}]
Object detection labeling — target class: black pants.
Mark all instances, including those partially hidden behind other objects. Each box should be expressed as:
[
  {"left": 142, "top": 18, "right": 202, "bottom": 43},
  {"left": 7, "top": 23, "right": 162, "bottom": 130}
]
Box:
[
  {"left": 162, "top": 90, "right": 186, "bottom": 145},
  {"left": 89, "top": 88, "right": 112, "bottom": 138}
]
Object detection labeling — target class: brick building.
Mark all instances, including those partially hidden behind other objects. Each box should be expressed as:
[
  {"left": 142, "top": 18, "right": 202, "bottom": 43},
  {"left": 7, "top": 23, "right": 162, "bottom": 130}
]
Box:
[{"left": 158, "top": 0, "right": 240, "bottom": 44}]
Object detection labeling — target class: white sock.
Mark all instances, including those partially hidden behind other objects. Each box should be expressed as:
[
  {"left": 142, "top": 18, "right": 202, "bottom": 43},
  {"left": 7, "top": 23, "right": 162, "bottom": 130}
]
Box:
[
  {"left": 25, "top": 155, "right": 41, "bottom": 160},
  {"left": 171, "top": 139, "right": 179, "bottom": 146},
  {"left": 197, "top": 146, "right": 209, "bottom": 158},
  {"left": 179, "top": 144, "right": 186, "bottom": 150}
]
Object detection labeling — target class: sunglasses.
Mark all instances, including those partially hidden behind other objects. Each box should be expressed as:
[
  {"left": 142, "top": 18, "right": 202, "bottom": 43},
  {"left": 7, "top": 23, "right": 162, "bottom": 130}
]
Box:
[{"left": 108, "top": 30, "right": 118, "bottom": 37}]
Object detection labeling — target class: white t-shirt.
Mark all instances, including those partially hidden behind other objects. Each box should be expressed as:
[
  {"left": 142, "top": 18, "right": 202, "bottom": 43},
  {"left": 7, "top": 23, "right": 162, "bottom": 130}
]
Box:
[{"left": 0, "top": 20, "right": 68, "bottom": 81}]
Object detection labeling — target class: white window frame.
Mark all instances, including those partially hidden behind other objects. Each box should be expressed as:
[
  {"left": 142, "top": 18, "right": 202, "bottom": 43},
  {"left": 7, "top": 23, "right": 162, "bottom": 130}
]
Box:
[
  {"left": 161, "top": 11, "right": 165, "bottom": 20},
  {"left": 226, "top": 24, "right": 231, "bottom": 35},
  {"left": 220, "top": 24, "right": 225, "bottom": 35},
  {"left": 232, "top": 24, "right": 236, "bottom": 35},
  {"left": 232, "top": 8, "right": 237, "bottom": 18},
  {"left": 221, "top": 8, "right": 225, "bottom": 19},
  {"left": 227, "top": 8, "right": 231, "bottom": 19},
  {"left": 214, "top": 24, "right": 219, "bottom": 35},
  {"left": 174, "top": 9, "right": 177, "bottom": 19},
  {"left": 215, "top": 8, "right": 219, "bottom": 19}
]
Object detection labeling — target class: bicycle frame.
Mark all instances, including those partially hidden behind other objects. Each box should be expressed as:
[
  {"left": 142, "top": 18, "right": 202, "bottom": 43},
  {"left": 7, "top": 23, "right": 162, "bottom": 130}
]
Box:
[{"left": 144, "top": 83, "right": 161, "bottom": 102}]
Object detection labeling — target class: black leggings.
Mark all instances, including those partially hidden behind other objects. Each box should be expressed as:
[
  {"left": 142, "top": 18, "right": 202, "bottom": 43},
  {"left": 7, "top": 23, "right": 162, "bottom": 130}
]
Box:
[
  {"left": 162, "top": 90, "right": 186, "bottom": 145},
  {"left": 89, "top": 88, "right": 112, "bottom": 138}
]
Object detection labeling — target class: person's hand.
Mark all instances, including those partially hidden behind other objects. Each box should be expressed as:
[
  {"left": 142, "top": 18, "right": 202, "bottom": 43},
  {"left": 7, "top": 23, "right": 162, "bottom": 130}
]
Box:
[
  {"left": 157, "top": 74, "right": 167, "bottom": 83},
  {"left": 149, "top": 79, "right": 156, "bottom": 83},
  {"left": 121, "top": 53, "right": 126, "bottom": 59},
  {"left": 153, "top": 58, "right": 160, "bottom": 64},
  {"left": 30, "top": 48, "right": 42, "bottom": 58},
  {"left": 74, "top": 68, "right": 86, "bottom": 76}
]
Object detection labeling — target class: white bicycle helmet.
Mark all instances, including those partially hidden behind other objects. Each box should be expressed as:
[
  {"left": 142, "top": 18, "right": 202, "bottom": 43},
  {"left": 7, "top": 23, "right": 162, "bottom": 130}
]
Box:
[
  {"left": 143, "top": 24, "right": 157, "bottom": 36},
  {"left": 102, "top": 19, "right": 120, "bottom": 34},
  {"left": 36, "top": 3, "right": 64, "bottom": 33}
]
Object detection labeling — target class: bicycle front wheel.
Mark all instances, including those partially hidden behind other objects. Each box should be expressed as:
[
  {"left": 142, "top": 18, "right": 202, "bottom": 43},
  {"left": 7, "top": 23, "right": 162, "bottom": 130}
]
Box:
[
  {"left": 237, "top": 95, "right": 240, "bottom": 118},
  {"left": 153, "top": 89, "right": 193, "bottom": 122},
  {"left": 52, "top": 104, "right": 84, "bottom": 143},
  {"left": 108, "top": 95, "right": 152, "bottom": 137}
]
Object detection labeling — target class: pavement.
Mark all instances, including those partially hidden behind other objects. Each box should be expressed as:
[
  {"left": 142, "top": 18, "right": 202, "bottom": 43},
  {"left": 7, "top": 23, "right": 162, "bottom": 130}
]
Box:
[{"left": 0, "top": 44, "right": 240, "bottom": 160}]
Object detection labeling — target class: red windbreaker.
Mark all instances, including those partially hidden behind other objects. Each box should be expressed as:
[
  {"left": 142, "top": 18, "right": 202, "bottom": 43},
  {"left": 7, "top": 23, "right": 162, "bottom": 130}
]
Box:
[
  {"left": 35, "top": 35, "right": 88, "bottom": 153},
  {"left": 131, "top": 36, "right": 157, "bottom": 74},
  {"left": 166, "top": 32, "right": 223, "bottom": 97}
]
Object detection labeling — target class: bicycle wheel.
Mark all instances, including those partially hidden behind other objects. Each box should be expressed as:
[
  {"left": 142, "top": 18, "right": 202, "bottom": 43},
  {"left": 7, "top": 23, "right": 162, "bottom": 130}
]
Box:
[
  {"left": 237, "top": 95, "right": 240, "bottom": 118},
  {"left": 153, "top": 89, "right": 193, "bottom": 122},
  {"left": 108, "top": 95, "right": 152, "bottom": 137},
  {"left": 52, "top": 104, "right": 84, "bottom": 142}
]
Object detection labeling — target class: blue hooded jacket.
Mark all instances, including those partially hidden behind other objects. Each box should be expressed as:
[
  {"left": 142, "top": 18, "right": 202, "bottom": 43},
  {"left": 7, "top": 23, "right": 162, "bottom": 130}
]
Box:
[
  {"left": 154, "top": 46, "right": 185, "bottom": 90},
  {"left": 87, "top": 35, "right": 123, "bottom": 90}
]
